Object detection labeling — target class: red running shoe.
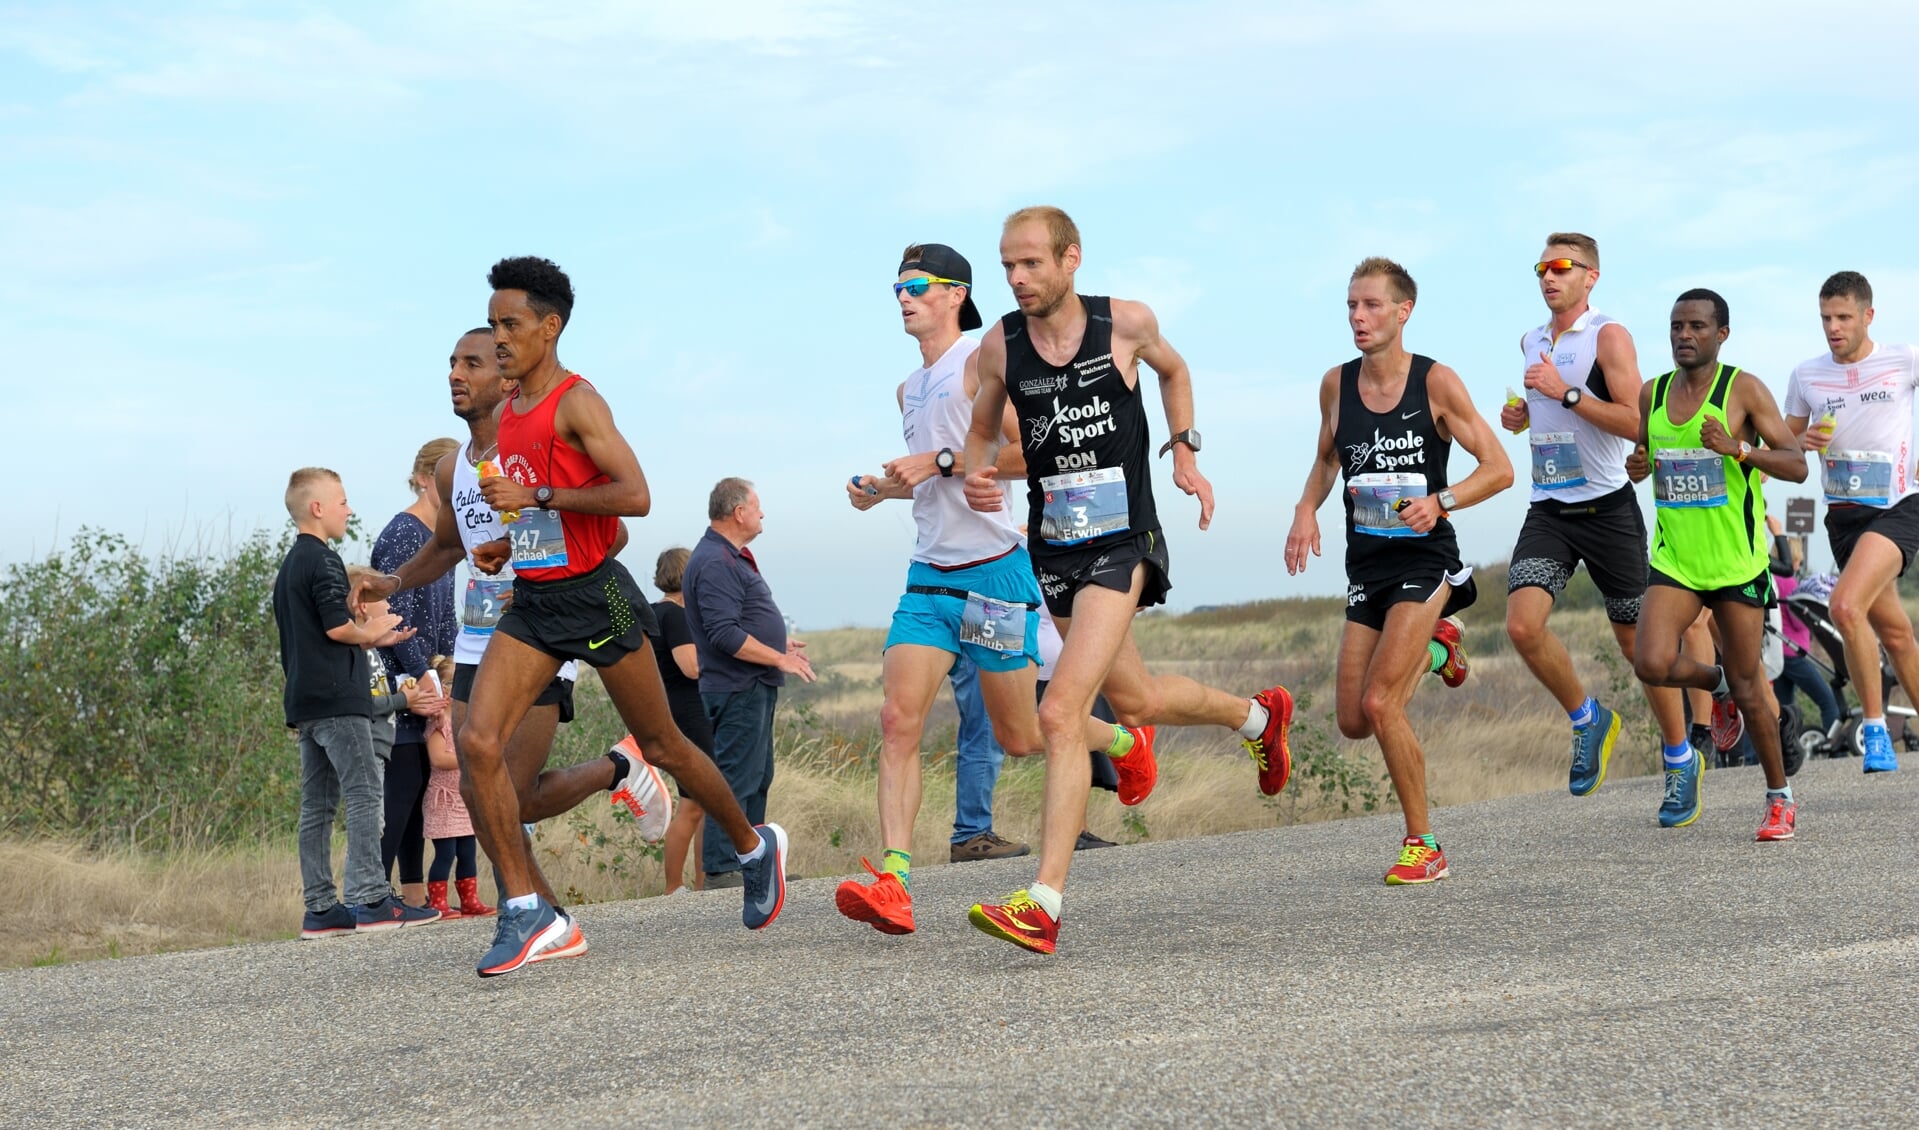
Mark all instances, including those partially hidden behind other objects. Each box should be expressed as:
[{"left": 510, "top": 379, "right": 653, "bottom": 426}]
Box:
[
  {"left": 1384, "top": 836, "right": 1450, "bottom": 885},
  {"left": 835, "top": 859, "right": 916, "bottom": 935},
  {"left": 1112, "top": 725, "right": 1158, "bottom": 806},
  {"left": 1710, "top": 692, "right": 1745, "bottom": 752},
  {"left": 1755, "top": 795, "right": 1798, "bottom": 841},
  {"left": 967, "top": 890, "right": 1058, "bottom": 955},
  {"left": 1246, "top": 686, "right": 1295, "bottom": 796},
  {"left": 1431, "top": 616, "right": 1469, "bottom": 688}
]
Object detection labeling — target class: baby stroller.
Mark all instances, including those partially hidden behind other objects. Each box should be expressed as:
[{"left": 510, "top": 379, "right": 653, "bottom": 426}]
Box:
[{"left": 1780, "top": 573, "right": 1919, "bottom": 763}]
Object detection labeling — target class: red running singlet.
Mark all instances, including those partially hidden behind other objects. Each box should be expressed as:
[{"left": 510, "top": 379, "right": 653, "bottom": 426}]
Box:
[{"left": 495, "top": 373, "right": 618, "bottom": 581}]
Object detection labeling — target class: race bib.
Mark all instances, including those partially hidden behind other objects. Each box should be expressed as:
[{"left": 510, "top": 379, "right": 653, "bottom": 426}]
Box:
[
  {"left": 506, "top": 508, "right": 569, "bottom": 569},
  {"left": 462, "top": 577, "right": 513, "bottom": 634},
  {"left": 1653, "top": 448, "right": 1729, "bottom": 508},
  {"left": 1530, "top": 431, "right": 1588, "bottom": 490},
  {"left": 959, "top": 591, "right": 1028, "bottom": 654},
  {"left": 1822, "top": 449, "right": 1895, "bottom": 506},
  {"left": 1039, "top": 467, "right": 1129, "bottom": 546},
  {"left": 1349, "top": 472, "right": 1427, "bottom": 537}
]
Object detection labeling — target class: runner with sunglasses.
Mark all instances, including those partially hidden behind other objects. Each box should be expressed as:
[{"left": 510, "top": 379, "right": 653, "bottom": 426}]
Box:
[
  {"left": 1783, "top": 270, "right": 1919, "bottom": 774},
  {"left": 959, "top": 206, "right": 1295, "bottom": 954},
  {"left": 834, "top": 242, "right": 1152, "bottom": 936},
  {"left": 1285, "top": 257, "right": 1511, "bottom": 883},
  {"left": 1625, "top": 288, "right": 1808, "bottom": 838},
  {"left": 1500, "top": 233, "right": 1704, "bottom": 816}
]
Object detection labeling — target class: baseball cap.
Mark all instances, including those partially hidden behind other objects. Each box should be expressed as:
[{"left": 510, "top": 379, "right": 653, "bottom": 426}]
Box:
[{"left": 898, "top": 243, "right": 982, "bottom": 331}]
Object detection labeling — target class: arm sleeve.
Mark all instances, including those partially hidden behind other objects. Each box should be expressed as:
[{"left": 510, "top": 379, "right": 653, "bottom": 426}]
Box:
[
  {"left": 690, "top": 557, "right": 750, "bottom": 657},
  {"left": 310, "top": 549, "right": 353, "bottom": 632},
  {"left": 373, "top": 517, "right": 435, "bottom": 678}
]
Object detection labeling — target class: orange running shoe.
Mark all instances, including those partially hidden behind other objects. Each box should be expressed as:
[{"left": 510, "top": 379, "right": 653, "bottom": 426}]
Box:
[
  {"left": 968, "top": 890, "right": 1058, "bottom": 955},
  {"left": 1431, "top": 616, "right": 1469, "bottom": 688},
  {"left": 1755, "top": 795, "right": 1798, "bottom": 841},
  {"left": 1384, "top": 836, "right": 1450, "bottom": 885},
  {"left": 835, "top": 859, "right": 916, "bottom": 935},
  {"left": 528, "top": 909, "right": 589, "bottom": 963},
  {"left": 1112, "top": 725, "right": 1158, "bottom": 806},
  {"left": 1246, "top": 686, "right": 1295, "bottom": 796}
]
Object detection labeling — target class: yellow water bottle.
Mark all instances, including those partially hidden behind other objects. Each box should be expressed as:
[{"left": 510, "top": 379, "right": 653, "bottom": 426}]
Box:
[
  {"left": 1814, "top": 411, "right": 1836, "bottom": 452},
  {"left": 478, "top": 460, "right": 520, "bottom": 523},
  {"left": 1505, "top": 387, "right": 1529, "bottom": 433}
]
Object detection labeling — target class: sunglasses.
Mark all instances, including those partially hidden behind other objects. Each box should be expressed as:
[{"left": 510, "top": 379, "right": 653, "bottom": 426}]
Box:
[
  {"left": 1535, "top": 258, "right": 1592, "bottom": 277},
  {"left": 893, "top": 275, "right": 969, "bottom": 297}
]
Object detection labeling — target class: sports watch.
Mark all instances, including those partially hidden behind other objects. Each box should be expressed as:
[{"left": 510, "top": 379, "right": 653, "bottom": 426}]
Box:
[
  {"left": 1560, "top": 387, "right": 1583, "bottom": 409},
  {"left": 533, "top": 485, "right": 555, "bottom": 507},
  {"left": 1437, "top": 488, "right": 1458, "bottom": 513},
  {"left": 1158, "top": 428, "right": 1203, "bottom": 457},
  {"left": 936, "top": 448, "right": 956, "bottom": 477}
]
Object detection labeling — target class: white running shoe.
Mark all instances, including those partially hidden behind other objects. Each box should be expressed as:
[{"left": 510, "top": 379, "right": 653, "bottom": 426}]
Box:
[{"left": 608, "top": 736, "right": 673, "bottom": 844}]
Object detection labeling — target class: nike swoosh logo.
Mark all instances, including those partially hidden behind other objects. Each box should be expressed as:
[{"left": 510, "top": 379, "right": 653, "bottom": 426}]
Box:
[
  {"left": 587, "top": 634, "right": 616, "bottom": 649},
  {"left": 1077, "top": 371, "right": 1110, "bottom": 387},
  {"left": 1401, "top": 582, "right": 1423, "bottom": 589},
  {"left": 1401, "top": 410, "right": 1422, "bottom": 420}
]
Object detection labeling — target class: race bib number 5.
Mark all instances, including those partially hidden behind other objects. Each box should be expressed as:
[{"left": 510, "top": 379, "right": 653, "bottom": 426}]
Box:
[
  {"left": 1653, "top": 448, "right": 1729, "bottom": 508},
  {"left": 507, "top": 508, "right": 569, "bottom": 569},
  {"left": 1039, "top": 467, "right": 1130, "bottom": 546},
  {"left": 959, "top": 592, "right": 1029, "bottom": 654}
]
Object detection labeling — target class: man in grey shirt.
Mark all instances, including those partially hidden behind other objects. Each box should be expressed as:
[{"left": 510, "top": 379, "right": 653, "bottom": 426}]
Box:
[{"left": 683, "top": 477, "right": 816, "bottom": 884}]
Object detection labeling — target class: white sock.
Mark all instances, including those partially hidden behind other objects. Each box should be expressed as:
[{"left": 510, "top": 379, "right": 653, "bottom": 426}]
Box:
[
  {"left": 738, "top": 835, "right": 768, "bottom": 865},
  {"left": 1864, "top": 716, "right": 1887, "bottom": 732},
  {"left": 1028, "top": 881, "right": 1062, "bottom": 919},
  {"left": 1237, "top": 701, "right": 1269, "bottom": 740},
  {"left": 505, "top": 893, "right": 540, "bottom": 912}
]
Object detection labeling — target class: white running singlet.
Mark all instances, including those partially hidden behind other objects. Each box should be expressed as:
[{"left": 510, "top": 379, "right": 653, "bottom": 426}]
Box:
[
  {"left": 1783, "top": 344, "right": 1919, "bottom": 511},
  {"left": 900, "top": 335, "right": 1021, "bottom": 567},
  {"left": 1521, "top": 309, "right": 1630, "bottom": 504},
  {"left": 451, "top": 439, "right": 578, "bottom": 677}
]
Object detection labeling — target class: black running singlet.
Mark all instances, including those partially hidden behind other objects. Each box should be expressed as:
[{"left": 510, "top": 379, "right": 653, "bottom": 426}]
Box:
[
  {"left": 1334, "top": 354, "right": 1457, "bottom": 571},
  {"left": 1002, "top": 296, "right": 1159, "bottom": 551}
]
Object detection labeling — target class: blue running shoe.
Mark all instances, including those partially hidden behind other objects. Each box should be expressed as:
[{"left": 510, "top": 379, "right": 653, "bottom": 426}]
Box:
[
  {"left": 300, "top": 902, "right": 355, "bottom": 940},
  {"left": 1658, "top": 754, "right": 1702, "bottom": 827},
  {"left": 354, "top": 895, "right": 440, "bottom": 933},
  {"left": 477, "top": 897, "right": 566, "bottom": 978},
  {"left": 740, "top": 822, "right": 789, "bottom": 930},
  {"left": 1569, "top": 703, "right": 1620, "bottom": 796},
  {"left": 1862, "top": 724, "right": 1899, "bottom": 773}
]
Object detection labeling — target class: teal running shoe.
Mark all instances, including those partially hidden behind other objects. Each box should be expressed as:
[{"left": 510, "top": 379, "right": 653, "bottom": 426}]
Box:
[
  {"left": 1569, "top": 703, "right": 1620, "bottom": 797},
  {"left": 1658, "top": 754, "right": 1702, "bottom": 827}
]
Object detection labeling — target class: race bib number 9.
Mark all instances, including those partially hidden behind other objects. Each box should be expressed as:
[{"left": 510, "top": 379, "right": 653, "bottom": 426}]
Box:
[
  {"left": 1039, "top": 467, "right": 1130, "bottom": 546},
  {"left": 959, "top": 591, "right": 1029, "bottom": 654},
  {"left": 462, "top": 577, "right": 513, "bottom": 634},
  {"left": 507, "top": 508, "right": 569, "bottom": 569},
  {"left": 1349, "top": 472, "right": 1428, "bottom": 537},
  {"left": 1653, "top": 448, "right": 1729, "bottom": 508},
  {"left": 1530, "top": 431, "right": 1588, "bottom": 490},
  {"left": 1822, "top": 449, "right": 1894, "bottom": 506}
]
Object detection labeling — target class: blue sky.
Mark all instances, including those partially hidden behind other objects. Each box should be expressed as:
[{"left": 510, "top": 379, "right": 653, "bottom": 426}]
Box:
[{"left": 9, "top": 2, "right": 1919, "bottom": 627}]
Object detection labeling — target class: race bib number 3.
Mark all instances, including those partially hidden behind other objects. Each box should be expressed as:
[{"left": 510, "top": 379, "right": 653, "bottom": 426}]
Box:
[
  {"left": 1349, "top": 472, "right": 1428, "bottom": 538},
  {"left": 1653, "top": 448, "right": 1729, "bottom": 508},
  {"left": 507, "top": 508, "right": 569, "bottom": 569},
  {"left": 1039, "top": 467, "right": 1130, "bottom": 545},
  {"left": 959, "top": 591, "right": 1029, "bottom": 654},
  {"left": 462, "top": 577, "right": 513, "bottom": 634},
  {"left": 1822, "top": 449, "right": 1894, "bottom": 506},
  {"left": 1530, "top": 431, "right": 1588, "bottom": 490}
]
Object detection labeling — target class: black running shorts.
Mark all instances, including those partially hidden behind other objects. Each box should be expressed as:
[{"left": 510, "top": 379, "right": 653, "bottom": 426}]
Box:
[
  {"left": 495, "top": 558, "right": 659, "bottom": 669},
  {"left": 1508, "top": 484, "right": 1649, "bottom": 623},
  {"left": 1826, "top": 494, "right": 1919, "bottom": 576},
  {"left": 451, "top": 662, "right": 575, "bottom": 723},
  {"left": 1649, "top": 566, "right": 1773, "bottom": 609},
  {"left": 1029, "top": 529, "right": 1171, "bottom": 620},
  {"left": 1346, "top": 565, "right": 1478, "bottom": 630}
]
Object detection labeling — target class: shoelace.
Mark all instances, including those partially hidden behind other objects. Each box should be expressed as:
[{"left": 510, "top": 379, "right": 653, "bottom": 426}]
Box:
[
  {"left": 1663, "top": 768, "right": 1686, "bottom": 804},
  {"left": 1395, "top": 842, "right": 1434, "bottom": 868},
  {"left": 491, "top": 905, "right": 525, "bottom": 945},
  {"left": 1000, "top": 891, "right": 1043, "bottom": 916},
  {"left": 1243, "top": 737, "right": 1269, "bottom": 771}
]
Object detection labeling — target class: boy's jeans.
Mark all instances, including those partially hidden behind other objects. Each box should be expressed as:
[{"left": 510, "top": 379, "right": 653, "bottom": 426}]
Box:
[{"left": 297, "top": 714, "right": 387, "bottom": 911}]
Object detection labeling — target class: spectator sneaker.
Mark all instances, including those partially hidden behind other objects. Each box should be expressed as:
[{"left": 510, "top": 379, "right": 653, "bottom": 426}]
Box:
[
  {"left": 1384, "top": 836, "right": 1450, "bottom": 885},
  {"left": 1658, "top": 755, "right": 1702, "bottom": 828},
  {"left": 968, "top": 889, "right": 1059, "bottom": 955},
  {"left": 835, "top": 859, "right": 915, "bottom": 935},
  {"left": 1432, "top": 616, "right": 1469, "bottom": 688},
  {"left": 1569, "top": 703, "right": 1620, "bottom": 797},
  {"left": 1074, "top": 829, "right": 1118, "bottom": 851},
  {"left": 609, "top": 737, "right": 673, "bottom": 844},
  {"left": 740, "top": 823, "right": 789, "bottom": 930},
  {"left": 1246, "top": 686, "right": 1295, "bottom": 796},
  {"left": 477, "top": 897, "right": 567, "bottom": 977},
  {"left": 1755, "top": 794, "right": 1798, "bottom": 841},
  {"left": 950, "top": 831, "right": 1030, "bottom": 863},
  {"left": 354, "top": 895, "right": 441, "bottom": 933},
  {"left": 1862, "top": 724, "right": 1899, "bottom": 773},
  {"left": 300, "top": 903, "right": 356, "bottom": 940}
]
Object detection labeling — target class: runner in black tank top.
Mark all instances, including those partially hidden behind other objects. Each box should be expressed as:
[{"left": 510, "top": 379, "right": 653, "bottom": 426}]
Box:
[
  {"left": 1285, "top": 258, "right": 1512, "bottom": 886},
  {"left": 957, "top": 207, "right": 1298, "bottom": 955}
]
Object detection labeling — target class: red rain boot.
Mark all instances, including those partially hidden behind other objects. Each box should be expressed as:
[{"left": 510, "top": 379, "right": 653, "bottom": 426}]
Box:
[
  {"left": 426, "top": 880, "right": 459, "bottom": 920},
  {"left": 455, "top": 876, "right": 496, "bottom": 918}
]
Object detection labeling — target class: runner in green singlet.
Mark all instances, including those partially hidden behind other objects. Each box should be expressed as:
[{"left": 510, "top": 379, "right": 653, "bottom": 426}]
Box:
[{"left": 1625, "top": 288, "right": 1810, "bottom": 841}]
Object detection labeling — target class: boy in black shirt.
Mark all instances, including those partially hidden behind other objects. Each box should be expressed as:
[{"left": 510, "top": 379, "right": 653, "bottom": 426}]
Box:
[{"left": 274, "top": 468, "right": 437, "bottom": 937}]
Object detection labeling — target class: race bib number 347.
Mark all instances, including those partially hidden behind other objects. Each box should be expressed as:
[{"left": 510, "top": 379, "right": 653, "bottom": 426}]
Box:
[{"left": 507, "top": 508, "right": 569, "bottom": 569}]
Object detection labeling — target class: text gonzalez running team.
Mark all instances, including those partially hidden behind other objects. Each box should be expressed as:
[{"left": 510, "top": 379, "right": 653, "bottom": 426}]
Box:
[{"left": 285, "top": 207, "right": 1914, "bottom": 973}]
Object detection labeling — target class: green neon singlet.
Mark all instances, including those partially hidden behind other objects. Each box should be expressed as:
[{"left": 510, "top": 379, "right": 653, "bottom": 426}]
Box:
[{"left": 1647, "top": 363, "right": 1771, "bottom": 591}]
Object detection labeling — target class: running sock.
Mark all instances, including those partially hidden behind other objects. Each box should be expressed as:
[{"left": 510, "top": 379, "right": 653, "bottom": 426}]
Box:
[
  {"left": 1712, "top": 666, "right": 1731, "bottom": 696},
  {"left": 1237, "top": 701, "right": 1270, "bottom": 740},
  {"left": 606, "top": 749, "right": 631, "bottom": 789},
  {"left": 881, "top": 849, "right": 911, "bottom": 891},
  {"left": 1767, "top": 784, "right": 1794, "bottom": 802},
  {"left": 1027, "top": 881, "right": 1062, "bottom": 919},
  {"left": 1104, "top": 724, "right": 1136, "bottom": 759},
  {"left": 1663, "top": 741, "right": 1695, "bottom": 768},
  {"left": 1864, "top": 716, "right": 1888, "bottom": 732},
  {"left": 1569, "top": 697, "right": 1597, "bottom": 729},
  {"left": 738, "top": 835, "right": 768, "bottom": 865},
  {"left": 505, "top": 893, "right": 540, "bottom": 913},
  {"left": 1416, "top": 832, "right": 1439, "bottom": 850},
  {"left": 1427, "top": 641, "right": 1448, "bottom": 674}
]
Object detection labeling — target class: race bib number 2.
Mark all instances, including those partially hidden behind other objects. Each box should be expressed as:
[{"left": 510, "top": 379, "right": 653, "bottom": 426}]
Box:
[
  {"left": 507, "top": 508, "right": 569, "bottom": 569},
  {"left": 959, "top": 591, "right": 1029, "bottom": 654},
  {"left": 462, "top": 577, "right": 512, "bottom": 634}
]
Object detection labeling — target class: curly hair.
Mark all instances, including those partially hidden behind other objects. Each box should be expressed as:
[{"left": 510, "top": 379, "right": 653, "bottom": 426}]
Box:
[
  {"left": 487, "top": 256, "right": 575, "bottom": 329},
  {"left": 1674, "top": 287, "right": 1730, "bottom": 328}
]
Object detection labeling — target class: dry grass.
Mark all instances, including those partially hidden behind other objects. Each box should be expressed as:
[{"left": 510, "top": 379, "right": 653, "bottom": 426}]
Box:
[{"left": 0, "top": 597, "right": 1687, "bottom": 969}]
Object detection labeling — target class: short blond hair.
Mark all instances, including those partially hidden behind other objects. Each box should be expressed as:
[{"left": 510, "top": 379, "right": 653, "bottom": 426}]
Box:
[
  {"left": 284, "top": 467, "right": 340, "bottom": 519},
  {"left": 1351, "top": 256, "right": 1417, "bottom": 304},
  {"left": 1545, "top": 232, "right": 1600, "bottom": 269},
  {"left": 1004, "top": 205, "right": 1081, "bottom": 261},
  {"left": 409, "top": 437, "right": 459, "bottom": 493}
]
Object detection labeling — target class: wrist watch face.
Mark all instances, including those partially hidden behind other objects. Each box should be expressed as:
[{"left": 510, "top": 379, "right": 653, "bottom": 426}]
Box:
[
  {"left": 535, "top": 486, "right": 553, "bottom": 506},
  {"left": 1183, "top": 429, "right": 1202, "bottom": 452},
  {"left": 936, "top": 449, "right": 955, "bottom": 474},
  {"left": 1562, "top": 388, "right": 1582, "bottom": 407}
]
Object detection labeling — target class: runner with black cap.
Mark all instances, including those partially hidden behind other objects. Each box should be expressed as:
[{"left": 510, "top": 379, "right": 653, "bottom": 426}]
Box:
[
  {"left": 958, "top": 206, "right": 1296, "bottom": 954},
  {"left": 835, "top": 242, "right": 1151, "bottom": 937}
]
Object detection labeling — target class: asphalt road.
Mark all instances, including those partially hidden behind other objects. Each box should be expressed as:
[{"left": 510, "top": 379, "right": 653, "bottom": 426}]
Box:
[{"left": 3, "top": 756, "right": 1915, "bottom": 1128}]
